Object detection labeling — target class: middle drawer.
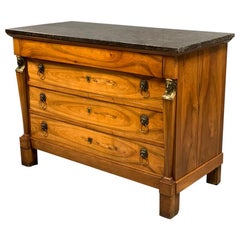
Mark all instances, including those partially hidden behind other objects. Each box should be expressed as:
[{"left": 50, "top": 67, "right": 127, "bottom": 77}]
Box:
[{"left": 29, "top": 87, "right": 164, "bottom": 146}]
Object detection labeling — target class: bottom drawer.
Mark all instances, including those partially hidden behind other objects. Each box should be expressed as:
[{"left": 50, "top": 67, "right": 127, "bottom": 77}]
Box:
[{"left": 30, "top": 114, "right": 164, "bottom": 175}]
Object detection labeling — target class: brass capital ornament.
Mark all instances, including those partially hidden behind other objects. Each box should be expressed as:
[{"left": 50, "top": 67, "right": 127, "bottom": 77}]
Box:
[
  {"left": 162, "top": 79, "right": 177, "bottom": 100},
  {"left": 16, "top": 56, "right": 25, "bottom": 73}
]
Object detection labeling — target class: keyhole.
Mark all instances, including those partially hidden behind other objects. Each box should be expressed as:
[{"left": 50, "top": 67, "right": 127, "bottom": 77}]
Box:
[
  {"left": 88, "top": 137, "right": 93, "bottom": 144},
  {"left": 87, "top": 107, "right": 92, "bottom": 114}
]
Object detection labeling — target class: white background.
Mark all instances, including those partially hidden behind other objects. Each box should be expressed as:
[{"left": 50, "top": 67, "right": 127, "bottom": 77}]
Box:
[{"left": 0, "top": 0, "right": 239, "bottom": 239}]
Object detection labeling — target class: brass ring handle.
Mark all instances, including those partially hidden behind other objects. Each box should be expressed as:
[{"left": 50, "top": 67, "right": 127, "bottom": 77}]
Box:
[
  {"left": 37, "top": 63, "right": 45, "bottom": 80},
  {"left": 139, "top": 147, "right": 149, "bottom": 166},
  {"left": 41, "top": 121, "right": 48, "bottom": 137},
  {"left": 39, "top": 93, "right": 47, "bottom": 110},
  {"left": 140, "top": 79, "right": 150, "bottom": 98},
  {"left": 140, "top": 114, "right": 149, "bottom": 134}
]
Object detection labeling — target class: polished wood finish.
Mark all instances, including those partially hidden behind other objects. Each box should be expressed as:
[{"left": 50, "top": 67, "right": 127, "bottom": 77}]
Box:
[
  {"left": 160, "top": 192, "right": 180, "bottom": 219},
  {"left": 29, "top": 87, "right": 164, "bottom": 145},
  {"left": 13, "top": 39, "right": 163, "bottom": 77},
  {"left": 6, "top": 22, "right": 234, "bottom": 218},
  {"left": 207, "top": 165, "right": 221, "bottom": 185},
  {"left": 27, "top": 60, "right": 165, "bottom": 112},
  {"left": 175, "top": 153, "right": 223, "bottom": 193},
  {"left": 175, "top": 45, "right": 228, "bottom": 179},
  {"left": 15, "top": 58, "right": 38, "bottom": 166},
  {"left": 30, "top": 114, "right": 164, "bottom": 175}
]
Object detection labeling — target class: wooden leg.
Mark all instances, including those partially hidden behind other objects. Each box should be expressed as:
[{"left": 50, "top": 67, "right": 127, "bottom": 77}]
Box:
[
  {"left": 160, "top": 192, "right": 180, "bottom": 219},
  {"left": 20, "top": 135, "right": 38, "bottom": 166},
  {"left": 20, "top": 147, "right": 38, "bottom": 167},
  {"left": 206, "top": 165, "right": 221, "bottom": 185}
]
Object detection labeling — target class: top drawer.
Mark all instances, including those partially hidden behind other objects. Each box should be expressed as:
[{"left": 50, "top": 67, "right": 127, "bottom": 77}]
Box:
[
  {"left": 27, "top": 60, "right": 165, "bottom": 112},
  {"left": 14, "top": 39, "right": 163, "bottom": 77}
]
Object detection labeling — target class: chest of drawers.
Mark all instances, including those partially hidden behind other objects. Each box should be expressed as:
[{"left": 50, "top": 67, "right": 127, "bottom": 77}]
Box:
[{"left": 6, "top": 22, "right": 234, "bottom": 218}]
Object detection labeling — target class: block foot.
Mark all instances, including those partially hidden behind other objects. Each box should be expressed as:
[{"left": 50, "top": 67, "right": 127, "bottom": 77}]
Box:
[
  {"left": 160, "top": 192, "right": 180, "bottom": 219},
  {"left": 20, "top": 135, "right": 38, "bottom": 166},
  {"left": 207, "top": 165, "right": 221, "bottom": 185}
]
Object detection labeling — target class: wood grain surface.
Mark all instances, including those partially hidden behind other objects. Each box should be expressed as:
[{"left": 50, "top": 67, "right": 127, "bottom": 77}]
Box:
[
  {"left": 30, "top": 114, "right": 164, "bottom": 175},
  {"left": 27, "top": 60, "right": 165, "bottom": 111},
  {"left": 14, "top": 39, "right": 163, "bottom": 77},
  {"left": 29, "top": 87, "right": 164, "bottom": 146},
  {"left": 175, "top": 44, "right": 227, "bottom": 179}
]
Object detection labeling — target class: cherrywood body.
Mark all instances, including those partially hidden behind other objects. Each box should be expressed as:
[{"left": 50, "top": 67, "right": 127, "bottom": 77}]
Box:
[{"left": 6, "top": 22, "right": 234, "bottom": 218}]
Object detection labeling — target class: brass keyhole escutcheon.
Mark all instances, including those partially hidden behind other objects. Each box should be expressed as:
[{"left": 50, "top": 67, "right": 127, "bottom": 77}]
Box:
[
  {"left": 87, "top": 107, "right": 92, "bottom": 114},
  {"left": 86, "top": 75, "right": 91, "bottom": 83},
  {"left": 88, "top": 137, "right": 93, "bottom": 144}
]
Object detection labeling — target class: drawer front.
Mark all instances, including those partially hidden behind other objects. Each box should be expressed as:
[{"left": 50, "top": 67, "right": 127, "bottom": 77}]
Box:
[
  {"left": 29, "top": 87, "right": 164, "bottom": 146},
  {"left": 15, "top": 39, "right": 163, "bottom": 77},
  {"left": 27, "top": 60, "right": 165, "bottom": 112},
  {"left": 30, "top": 114, "right": 164, "bottom": 175}
]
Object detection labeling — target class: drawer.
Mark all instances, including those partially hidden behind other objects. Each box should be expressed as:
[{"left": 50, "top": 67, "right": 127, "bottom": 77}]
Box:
[
  {"left": 29, "top": 87, "right": 164, "bottom": 146},
  {"left": 30, "top": 114, "right": 164, "bottom": 175},
  {"left": 29, "top": 87, "right": 163, "bottom": 145},
  {"left": 27, "top": 60, "right": 165, "bottom": 112},
  {"left": 15, "top": 39, "right": 163, "bottom": 77}
]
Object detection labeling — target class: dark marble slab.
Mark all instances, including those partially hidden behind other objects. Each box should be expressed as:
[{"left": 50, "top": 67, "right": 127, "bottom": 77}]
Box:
[{"left": 6, "top": 21, "right": 234, "bottom": 55}]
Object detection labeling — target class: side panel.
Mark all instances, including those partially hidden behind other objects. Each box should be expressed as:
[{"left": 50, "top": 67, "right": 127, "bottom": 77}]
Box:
[
  {"left": 175, "top": 44, "right": 227, "bottom": 180},
  {"left": 197, "top": 44, "right": 227, "bottom": 165},
  {"left": 175, "top": 51, "right": 199, "bottom": 179}
]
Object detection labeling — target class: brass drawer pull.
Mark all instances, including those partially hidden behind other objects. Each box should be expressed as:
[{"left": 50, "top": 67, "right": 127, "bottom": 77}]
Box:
[
  {"left": 140, "top": 79, "right": 150, "bottom": 98},
  {"left": 38, "top": 63, "right": 45, "bottom": 80},
  {"left": 39, "top": 93, "right": 47, "bottom": 110},
  {"left": 139, "top": 147, "right": 149, "bottom": 166},
  {"left": 140, "top": 114, "right": 149, "bottom": 134},
  {"left": 41, "top": 121, "right": 48, "bottom": 137}
]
